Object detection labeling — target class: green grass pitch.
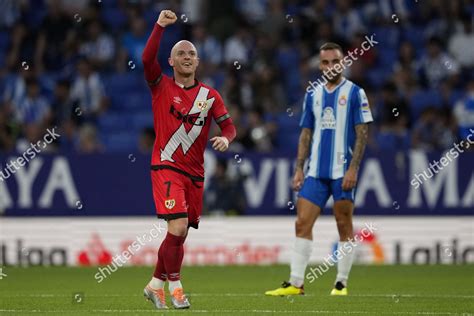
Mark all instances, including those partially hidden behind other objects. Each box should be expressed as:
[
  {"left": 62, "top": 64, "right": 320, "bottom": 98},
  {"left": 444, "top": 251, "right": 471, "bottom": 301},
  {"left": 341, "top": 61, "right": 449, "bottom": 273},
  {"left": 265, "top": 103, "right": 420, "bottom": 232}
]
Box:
[{"left": 0, "top": 265, "right": 473, "bottom": 315}]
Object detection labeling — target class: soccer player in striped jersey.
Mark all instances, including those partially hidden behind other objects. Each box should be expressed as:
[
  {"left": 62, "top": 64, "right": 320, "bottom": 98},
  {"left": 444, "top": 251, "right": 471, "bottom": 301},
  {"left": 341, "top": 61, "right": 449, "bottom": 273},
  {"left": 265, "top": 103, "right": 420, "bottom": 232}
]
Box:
[
  {"left": 266, "top": 42, "right": 373, "bottom": 296},
  {"left": 141, "top": 10, "right": 236, "bottom": 309}
]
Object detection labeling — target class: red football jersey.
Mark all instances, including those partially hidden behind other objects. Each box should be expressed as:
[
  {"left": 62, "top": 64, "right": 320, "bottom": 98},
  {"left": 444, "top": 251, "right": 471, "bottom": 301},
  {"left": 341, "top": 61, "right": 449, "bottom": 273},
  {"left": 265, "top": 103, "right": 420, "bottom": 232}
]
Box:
[{"left": 149, "top": 75, "right": 229, "bottom": 177}]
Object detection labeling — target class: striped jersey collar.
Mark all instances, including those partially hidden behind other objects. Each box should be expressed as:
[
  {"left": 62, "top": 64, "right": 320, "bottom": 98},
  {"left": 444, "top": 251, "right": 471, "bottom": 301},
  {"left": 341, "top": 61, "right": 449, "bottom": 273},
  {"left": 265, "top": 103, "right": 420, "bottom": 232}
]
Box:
[{"left": 324, "top": 78, "right": 347, "bottom": 93}]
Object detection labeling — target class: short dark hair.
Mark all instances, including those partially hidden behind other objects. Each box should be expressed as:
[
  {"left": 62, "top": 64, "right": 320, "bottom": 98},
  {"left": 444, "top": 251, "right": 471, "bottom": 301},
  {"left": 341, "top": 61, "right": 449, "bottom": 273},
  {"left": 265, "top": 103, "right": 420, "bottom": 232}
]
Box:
[{"left": 319, "top": 42, "right": 343, "bottom": 54}]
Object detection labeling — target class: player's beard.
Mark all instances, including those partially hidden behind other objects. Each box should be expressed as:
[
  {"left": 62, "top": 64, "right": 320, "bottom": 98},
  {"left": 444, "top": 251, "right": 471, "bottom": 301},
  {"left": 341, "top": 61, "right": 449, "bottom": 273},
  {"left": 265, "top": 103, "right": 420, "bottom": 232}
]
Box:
[{"left": 323, "top": 71, "right": 342, "bottom": 84}]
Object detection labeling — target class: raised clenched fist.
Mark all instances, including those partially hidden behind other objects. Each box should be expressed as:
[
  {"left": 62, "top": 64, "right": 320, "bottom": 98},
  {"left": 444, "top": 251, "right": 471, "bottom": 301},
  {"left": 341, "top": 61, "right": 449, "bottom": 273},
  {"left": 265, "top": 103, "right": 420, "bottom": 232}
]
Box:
[{"left": 157, "top": 10, "right": 177, "bottom": 27}]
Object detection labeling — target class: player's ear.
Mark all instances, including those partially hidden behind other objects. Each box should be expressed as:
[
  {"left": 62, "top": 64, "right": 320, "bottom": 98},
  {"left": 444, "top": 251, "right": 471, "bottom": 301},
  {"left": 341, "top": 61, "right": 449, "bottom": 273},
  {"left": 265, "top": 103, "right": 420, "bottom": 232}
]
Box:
[
  {"left": 195, "top": 57, "right": 200, "bottom": 68},
  {"left": 168, "top": 57, "right": 173, "bottom": 67}
]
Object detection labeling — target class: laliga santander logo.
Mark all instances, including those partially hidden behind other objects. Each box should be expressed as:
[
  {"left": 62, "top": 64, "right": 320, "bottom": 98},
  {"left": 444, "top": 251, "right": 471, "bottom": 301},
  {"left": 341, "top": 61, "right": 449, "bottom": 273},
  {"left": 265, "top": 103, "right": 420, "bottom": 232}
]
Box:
[
  {"left": 77, "top": 233, "right": 113, "bottom": 266},
  {"left": 331, "top": 228, "right": 384, "bottom": 264}
]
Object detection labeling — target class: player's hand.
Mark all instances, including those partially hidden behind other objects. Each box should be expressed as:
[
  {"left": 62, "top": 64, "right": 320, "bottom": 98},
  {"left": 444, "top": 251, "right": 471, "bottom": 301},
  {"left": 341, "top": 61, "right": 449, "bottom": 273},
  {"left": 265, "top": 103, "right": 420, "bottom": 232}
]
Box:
[
  {"left": 210, "top": 136, "right": 229, "bottom": 152},
  {"left": 342, "top": 166, "right": 358, "bottom": 191},
  {"left": 292, "top": 168, "right": 304, "bottom": 191},
  {"left": 157, "top": 10, "right": 177, "bottom": 27}
]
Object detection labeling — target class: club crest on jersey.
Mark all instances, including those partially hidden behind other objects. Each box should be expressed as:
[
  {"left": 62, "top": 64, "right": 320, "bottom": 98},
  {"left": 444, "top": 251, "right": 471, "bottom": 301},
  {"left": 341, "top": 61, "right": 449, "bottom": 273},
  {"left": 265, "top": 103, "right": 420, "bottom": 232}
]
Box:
[
  {"left": 339, "top": 96, "right": 347, "bottom": 106},
  {"left": 165, "top": 199, "right": 175, "bottom": 209},
  {"left": 321, "top": 107, "right": 336, "bottom": 130},
  {"left": 197, "top": 100, "right": 208, "bottom": 111}
]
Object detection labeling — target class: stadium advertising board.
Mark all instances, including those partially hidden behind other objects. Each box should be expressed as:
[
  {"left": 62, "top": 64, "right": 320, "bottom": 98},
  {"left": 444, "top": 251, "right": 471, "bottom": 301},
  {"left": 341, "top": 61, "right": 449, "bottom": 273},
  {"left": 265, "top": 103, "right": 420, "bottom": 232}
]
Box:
[
  {"left": 0, "top": 150, "right": 472, "bottom": 216},
  {"left": 0, "top": 217, "right": 472, "bottom": 267}
]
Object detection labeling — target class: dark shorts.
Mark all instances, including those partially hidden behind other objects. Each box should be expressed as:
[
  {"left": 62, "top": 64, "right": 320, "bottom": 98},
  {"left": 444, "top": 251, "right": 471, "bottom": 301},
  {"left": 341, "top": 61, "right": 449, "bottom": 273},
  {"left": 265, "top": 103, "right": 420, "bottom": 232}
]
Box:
[
  {"left": 298, "top": 177, "right": 355, "bottom": 209},
  {"left": 151, "top": 165, "right": 204, "bottom": 229}
]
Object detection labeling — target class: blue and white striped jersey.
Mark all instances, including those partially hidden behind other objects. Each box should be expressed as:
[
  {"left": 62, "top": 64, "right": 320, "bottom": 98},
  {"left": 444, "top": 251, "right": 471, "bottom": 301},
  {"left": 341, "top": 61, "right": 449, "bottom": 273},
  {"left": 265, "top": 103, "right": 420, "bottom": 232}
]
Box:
[{"left": 299, "top": 78, "right": 373, "bottom": 179}]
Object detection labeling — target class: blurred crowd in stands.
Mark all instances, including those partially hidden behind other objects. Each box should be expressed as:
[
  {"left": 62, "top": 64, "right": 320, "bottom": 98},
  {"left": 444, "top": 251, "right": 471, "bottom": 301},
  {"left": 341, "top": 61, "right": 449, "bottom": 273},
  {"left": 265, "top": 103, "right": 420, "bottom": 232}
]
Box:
[{"left": 0, "top": 0, "right": 473, "bottom": 156}]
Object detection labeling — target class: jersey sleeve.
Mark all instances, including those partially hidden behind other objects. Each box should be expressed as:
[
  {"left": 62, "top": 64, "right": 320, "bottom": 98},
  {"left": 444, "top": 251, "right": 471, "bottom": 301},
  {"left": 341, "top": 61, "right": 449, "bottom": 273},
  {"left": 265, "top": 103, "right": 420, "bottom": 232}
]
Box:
[
  {"left": 299, "top": 92, "right": 315, "bottom": 129},
  {"left": 142, "top": 23, "right": 164, "bottom": 86},
  {"left": 352, "top": 87, "right": 374, "bottom": 125},
  {"left": 211, "top": 91, "right": 230, "bottom": 124},
  {"left": 211, "top": 90, "right": 236, "bottom": 142}
]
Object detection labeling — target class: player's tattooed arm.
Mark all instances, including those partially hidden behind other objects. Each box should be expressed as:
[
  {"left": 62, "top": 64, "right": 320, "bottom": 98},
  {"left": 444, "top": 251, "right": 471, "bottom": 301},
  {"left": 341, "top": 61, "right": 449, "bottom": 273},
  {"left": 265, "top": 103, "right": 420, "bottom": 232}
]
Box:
[
  {"left": 293, "top": 128, "right": 312, "bottom": 191},
  {"left": 350, "top": 124, "right": 369, "bottom": 170},
  {"left": 296, "top": 128, "right": 313, "bottom": 170}
]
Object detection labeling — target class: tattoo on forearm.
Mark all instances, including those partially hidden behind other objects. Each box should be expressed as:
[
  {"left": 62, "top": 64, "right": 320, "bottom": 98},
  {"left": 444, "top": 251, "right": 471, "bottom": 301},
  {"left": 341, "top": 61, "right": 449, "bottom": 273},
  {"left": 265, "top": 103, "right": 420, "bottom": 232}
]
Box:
[
  {"left": 350, "top": 124, "right": 368, "bottom": 170},
  {"left": 296, "top": 128, "right": 312, "bottom": 170},
  {"left": 296, "top": 159, "right": 305, "bottom": 170}
]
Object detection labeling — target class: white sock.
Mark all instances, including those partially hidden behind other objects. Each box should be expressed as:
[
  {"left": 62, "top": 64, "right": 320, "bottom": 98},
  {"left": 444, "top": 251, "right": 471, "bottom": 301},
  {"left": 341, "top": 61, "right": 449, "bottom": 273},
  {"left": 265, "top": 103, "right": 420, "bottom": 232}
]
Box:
[
  {"left": 149, "top": 277, "right": 165, "bottom": 289},
  {"left": 289, "top": 237, "right": 313, "bottom": 288},
  {"left": 169, "top": 280, "right": 183, "bottom": 293},
  {"left": 336, "top": 241, "right": 356, "bottom": 287}
]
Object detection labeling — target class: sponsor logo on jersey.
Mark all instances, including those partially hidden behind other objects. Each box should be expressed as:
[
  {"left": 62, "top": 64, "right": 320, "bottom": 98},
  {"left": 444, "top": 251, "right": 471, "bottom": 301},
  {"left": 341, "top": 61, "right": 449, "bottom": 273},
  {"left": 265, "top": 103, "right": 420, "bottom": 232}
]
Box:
[
  {"left": 169, "top": 104, "right": 207, "bottom": 126},
  {"left": 339, "top": 95, "right": 347, "bottom": 106},
  {"left": 161, "top": 87, "right": 214, "bottom": 163},
  {"left": 165, "top": 199, "right": 176, "bottom": 209},
  {"left": 361, "top": 102, "right": 370, "bottom": 113},
  {"left": 321, "top": 107, "right": 336, "bottom": 129}
]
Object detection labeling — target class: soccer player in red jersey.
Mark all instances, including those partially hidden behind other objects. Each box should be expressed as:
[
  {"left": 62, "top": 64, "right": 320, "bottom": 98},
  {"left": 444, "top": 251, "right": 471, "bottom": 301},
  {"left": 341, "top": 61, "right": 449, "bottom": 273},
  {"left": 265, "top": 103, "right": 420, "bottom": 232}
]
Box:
[{"left": 141, "top": 10, "right": 236, "bottom": 309}]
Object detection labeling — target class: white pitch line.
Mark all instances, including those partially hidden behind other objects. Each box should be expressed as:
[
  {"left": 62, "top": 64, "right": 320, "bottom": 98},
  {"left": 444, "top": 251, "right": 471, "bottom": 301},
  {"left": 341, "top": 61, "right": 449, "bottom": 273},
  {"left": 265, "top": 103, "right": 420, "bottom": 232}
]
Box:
[
  {"left": 2, "top": 293, "right": 473, "bottom": 299},
  {"left": 0, "top": 309, "right": 467, "bottom": 315}
]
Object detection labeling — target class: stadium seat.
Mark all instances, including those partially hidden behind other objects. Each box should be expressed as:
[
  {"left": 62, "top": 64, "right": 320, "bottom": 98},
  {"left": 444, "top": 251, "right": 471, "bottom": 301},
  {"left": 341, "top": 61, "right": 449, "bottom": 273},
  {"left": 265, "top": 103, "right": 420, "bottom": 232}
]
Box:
[
  {"left": 378, "top": 48, "right": 398, "bottom": 67},
  {"left": 448, "top": 90, "right": 465, "bottom": 107},
  {"left": 131, "top": 111, "right": 153, "bottom": 129},
  {"left": 375, "top": 131, "right": 411, "bottom": 150},
  {"left": 101, "top": 8, "right": 127, "bottom": 33},
  {"left": 277, "top": 130, "right": 299, "bottom": 151},
  {"left": 468, "top": 3, "right": 474, "bottom": 15},
  {"left": 98, "top": 112, "right": 131, "bottom": 132},
  {"left": 409, "top": 89, "right": 443, "bottom": 120},
  {"left": 103, "top": 73, "right": 146, "bottom": 93},
  {"left": 367, "top": 68, "right": 393, "bottom": 89},
  {"left": 110, "top": 92, "right": 150, "bottom": 111},
  {"left": 101, "top": 131, "right": 139, "bottom": 152},
  {"left": 372, "top": 27, "right": 400, "bottom": 49},
  {"left": 277, "top": 47, "right": 301, "bottom": 104},
  {"left": 0, "top": 51, "right": 5, "bottom": 69},
  {"left": 276, "top": 112, "right": 300, "bottom": 129},
  {"left": 0, "top": 32, "right": 10, "bottom": 51},
  {"left": 402, "top": 26, "right": 426, "bottom": 50}
]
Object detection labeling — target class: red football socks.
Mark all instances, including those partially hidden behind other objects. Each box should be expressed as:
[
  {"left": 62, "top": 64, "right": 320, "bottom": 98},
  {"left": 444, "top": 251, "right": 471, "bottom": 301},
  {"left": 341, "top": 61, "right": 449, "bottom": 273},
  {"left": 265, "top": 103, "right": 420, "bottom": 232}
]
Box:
[
  {"left": 154, "top": 232, "right": 186, "bottom": 282},
  {"left": 153, "top": 240, "right": 167, "bottom": 281}
]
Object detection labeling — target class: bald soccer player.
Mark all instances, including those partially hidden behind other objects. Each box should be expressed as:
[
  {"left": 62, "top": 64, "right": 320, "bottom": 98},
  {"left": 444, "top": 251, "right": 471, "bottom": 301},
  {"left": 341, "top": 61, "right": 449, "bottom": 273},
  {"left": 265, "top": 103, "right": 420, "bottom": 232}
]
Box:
[{"left": 141, "top": 10, "right": 236, "bottom": 309}]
